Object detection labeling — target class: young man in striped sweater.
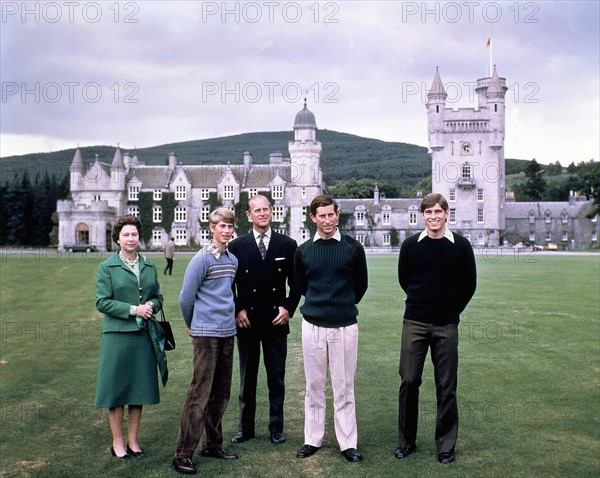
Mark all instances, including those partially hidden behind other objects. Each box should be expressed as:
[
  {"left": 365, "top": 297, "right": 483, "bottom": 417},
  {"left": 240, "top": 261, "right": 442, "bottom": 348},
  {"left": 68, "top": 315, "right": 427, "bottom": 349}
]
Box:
[
  {"left": 294, "top": 195, "right": 368, "bottom": 463},
  {"left": 172, "top": 207, "right": 239, "bottom": 475}
]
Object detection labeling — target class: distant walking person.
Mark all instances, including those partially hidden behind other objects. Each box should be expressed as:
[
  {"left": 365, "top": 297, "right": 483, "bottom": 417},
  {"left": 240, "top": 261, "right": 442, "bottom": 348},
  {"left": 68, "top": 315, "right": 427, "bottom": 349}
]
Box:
[
  {"left": 396, "top": 192, "right": 476, "bottom": 465},
  {"left": 294, "top": 194, "right": 368, "bottom": 463},
  {"left": 164, "top": 237, "right": 175, "bottom": 275},
  {"left": 172, "top": 208, "right": 239, "bottom": 475},
  {"left": 228, "top": 195, "right": 301, "bottom": 445}
]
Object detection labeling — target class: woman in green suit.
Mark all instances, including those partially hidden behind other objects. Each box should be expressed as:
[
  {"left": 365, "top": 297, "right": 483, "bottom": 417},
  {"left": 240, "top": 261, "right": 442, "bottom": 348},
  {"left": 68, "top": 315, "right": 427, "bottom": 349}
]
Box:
[{"left": 95, "top": 215, "right": 164, "bottom": 459}]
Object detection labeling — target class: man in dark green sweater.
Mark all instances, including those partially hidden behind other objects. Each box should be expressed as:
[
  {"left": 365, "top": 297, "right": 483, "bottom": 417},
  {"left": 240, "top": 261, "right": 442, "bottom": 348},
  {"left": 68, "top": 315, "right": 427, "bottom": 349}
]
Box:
[
  {"left": 395, "top": 192, "right": 476, "bottom": 465},
  {"left": 294, "top": 195, "right": 368, "bottom": 463}
]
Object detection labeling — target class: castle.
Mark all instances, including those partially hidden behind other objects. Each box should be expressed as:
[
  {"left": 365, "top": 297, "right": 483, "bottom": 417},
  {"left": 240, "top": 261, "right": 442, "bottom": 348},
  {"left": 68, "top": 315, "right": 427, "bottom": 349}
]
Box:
[{"left": 57, "top": 68, "right": 598, "bottom": 251}]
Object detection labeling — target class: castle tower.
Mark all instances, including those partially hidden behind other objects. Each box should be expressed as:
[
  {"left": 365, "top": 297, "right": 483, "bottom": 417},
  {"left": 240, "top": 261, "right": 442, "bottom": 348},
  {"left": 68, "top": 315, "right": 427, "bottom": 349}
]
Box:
[
  {"left": 288, "top": 100, "right": 323, "bottom": 242},
  {"left": 69, "top": 147, "right": 84, "bottom": 192},
  {"left": 426, "top": 67, "right": 507, "bottom": 246}
]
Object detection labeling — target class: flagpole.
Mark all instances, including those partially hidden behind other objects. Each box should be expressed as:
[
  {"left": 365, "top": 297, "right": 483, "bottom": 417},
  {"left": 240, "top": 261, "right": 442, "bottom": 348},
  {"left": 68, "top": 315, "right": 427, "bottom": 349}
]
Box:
[{"left": 488, "top": 31, "right": 493, "bottom": 77}]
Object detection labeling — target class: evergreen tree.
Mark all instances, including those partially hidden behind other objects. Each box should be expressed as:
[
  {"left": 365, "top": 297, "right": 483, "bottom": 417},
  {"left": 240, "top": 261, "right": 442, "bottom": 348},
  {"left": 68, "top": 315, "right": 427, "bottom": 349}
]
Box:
[
  {"left": 577, "top": 160, "right": 600, "bottom": 215},
  {"left": 522, "top": 159, "right": 547, "bottom": 201},
  {"left": 0, "top": 183, "right": 6, "bottom": 245}
]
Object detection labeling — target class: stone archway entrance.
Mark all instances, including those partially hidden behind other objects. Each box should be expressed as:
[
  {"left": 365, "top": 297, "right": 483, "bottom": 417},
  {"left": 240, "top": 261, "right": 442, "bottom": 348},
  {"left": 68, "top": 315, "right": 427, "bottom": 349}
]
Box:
[{"left": 75, "top": 223, "right": 89, "bottom": 243}]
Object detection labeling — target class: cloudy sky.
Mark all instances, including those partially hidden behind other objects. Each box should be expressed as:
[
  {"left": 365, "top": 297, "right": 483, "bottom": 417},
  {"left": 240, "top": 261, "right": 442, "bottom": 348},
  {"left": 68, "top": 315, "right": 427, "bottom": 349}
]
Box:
[{"left": 1, "top": 1, "right": 598, "bottom": 165}]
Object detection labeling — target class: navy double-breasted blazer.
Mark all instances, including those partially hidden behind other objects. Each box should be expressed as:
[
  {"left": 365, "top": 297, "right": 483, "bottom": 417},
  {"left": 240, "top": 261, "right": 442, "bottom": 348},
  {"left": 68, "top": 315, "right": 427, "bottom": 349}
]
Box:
[{"left": 228, "top": 230, "right": 301, "bottom": 338}]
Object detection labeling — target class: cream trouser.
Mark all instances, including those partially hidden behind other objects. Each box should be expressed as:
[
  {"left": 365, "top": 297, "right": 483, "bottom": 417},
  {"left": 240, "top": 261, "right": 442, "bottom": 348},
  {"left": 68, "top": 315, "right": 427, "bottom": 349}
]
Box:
[{"left": 301, "top": 319, "right": 359, "bottom": 451}]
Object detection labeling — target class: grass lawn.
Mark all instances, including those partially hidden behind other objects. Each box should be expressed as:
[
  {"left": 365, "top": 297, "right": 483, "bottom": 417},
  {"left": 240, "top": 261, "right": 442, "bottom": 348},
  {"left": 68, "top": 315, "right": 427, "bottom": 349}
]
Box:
[{"left": 1, "top": 250, "right": 599, "bottom": 477}]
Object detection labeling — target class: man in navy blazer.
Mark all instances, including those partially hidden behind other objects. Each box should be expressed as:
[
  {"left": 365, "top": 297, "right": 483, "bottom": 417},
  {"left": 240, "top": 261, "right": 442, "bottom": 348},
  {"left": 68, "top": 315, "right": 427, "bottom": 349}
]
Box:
[{"left": 228, "top": 195, "right": 301, "bottom": 445}]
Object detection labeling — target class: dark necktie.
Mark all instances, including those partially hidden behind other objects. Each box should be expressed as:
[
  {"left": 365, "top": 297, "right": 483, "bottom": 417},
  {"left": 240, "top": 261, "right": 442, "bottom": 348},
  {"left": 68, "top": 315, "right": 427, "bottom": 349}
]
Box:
[{"left": 258, "top": 234, "right": 267, "bottom": 260}]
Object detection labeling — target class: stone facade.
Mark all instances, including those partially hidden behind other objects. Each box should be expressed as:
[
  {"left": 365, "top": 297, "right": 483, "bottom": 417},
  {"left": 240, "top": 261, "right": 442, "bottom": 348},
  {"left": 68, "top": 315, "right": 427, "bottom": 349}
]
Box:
[{"left": 57, "top": 70, "right": 598, "bottom": 251}]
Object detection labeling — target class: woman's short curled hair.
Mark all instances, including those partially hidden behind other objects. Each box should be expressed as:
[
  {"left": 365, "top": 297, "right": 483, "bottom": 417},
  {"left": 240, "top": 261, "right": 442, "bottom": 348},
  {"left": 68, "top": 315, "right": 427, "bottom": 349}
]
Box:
[{"left": 112, "top": 215, "right": 143, "bottom": 244}]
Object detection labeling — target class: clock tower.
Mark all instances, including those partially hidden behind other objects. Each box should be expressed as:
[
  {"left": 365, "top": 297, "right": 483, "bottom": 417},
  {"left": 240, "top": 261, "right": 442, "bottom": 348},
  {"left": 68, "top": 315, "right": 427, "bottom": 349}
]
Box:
[{"left": 426, "top": 66, "right": 507, "bottom": 246}]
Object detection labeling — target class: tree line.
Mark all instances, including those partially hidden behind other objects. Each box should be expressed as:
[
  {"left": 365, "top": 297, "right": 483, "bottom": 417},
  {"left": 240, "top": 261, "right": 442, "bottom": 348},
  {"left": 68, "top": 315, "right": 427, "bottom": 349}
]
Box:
[{"left": 0, "top": 171, "right": 69, "bottom": 246}]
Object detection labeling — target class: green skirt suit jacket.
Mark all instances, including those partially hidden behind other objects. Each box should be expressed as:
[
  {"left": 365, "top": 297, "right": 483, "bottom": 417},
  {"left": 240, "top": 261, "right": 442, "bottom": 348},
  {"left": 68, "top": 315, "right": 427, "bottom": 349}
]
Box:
[{"left": 95, "top": 252, "right": 164, "bottom": 408}]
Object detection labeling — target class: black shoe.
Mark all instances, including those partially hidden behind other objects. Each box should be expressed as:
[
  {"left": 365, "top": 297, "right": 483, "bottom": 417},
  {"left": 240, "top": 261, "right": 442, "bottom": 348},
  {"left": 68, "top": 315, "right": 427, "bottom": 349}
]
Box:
[
  {"left": 111, "top": 446, "right": 130, "bottom": 459},
  {"left": 341, "top": 448, "right": 362, "bottom": 462},
  {"left": 296, "top": 445, "right": 320, "bottom": 458},
  {"left": 200, "top": 448, "right": 238, "bottom": 459},
  {"left": 172, "top": 457, "right": 197, "bottom": 474},
  {"left": 231, "top": 431, "right": 255, "bottom": 443},
  {"left": 126, "top": 444, "right": 145, "bottom": 457},
  {"left": 394, "top": 446, "right": 415, "bottom": 459},
  {"left": 438, "top": 452, "right": 455, "bottom": 464},
  {"left": 270, "top": 432, "right": 286, "bottom": 444}
]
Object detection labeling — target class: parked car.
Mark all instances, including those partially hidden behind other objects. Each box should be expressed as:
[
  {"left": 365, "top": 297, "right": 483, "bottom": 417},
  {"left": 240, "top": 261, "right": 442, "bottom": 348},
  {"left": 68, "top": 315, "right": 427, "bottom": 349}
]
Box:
[
  {"left": 532, "top": 244, "right": 544, "bottom": 251},
  {"left": 545, "top": 243, "right": 559, "bottom": 251},
  {"left": 64, "top": 243, "right": 97, "bottom": 253}
]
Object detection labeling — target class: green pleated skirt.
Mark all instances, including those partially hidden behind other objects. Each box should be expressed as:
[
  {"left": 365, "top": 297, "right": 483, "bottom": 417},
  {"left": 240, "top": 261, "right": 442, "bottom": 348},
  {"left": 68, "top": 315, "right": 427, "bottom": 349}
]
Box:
[{"left": 95, "top": 328, "right": 160, "bottom": 408}]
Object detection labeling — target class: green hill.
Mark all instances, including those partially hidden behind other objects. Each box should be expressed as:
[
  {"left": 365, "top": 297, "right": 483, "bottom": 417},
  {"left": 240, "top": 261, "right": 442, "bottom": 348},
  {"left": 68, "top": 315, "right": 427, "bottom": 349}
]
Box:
[{"left": 0, "top": 130, "right": 531, "bottom": 196}]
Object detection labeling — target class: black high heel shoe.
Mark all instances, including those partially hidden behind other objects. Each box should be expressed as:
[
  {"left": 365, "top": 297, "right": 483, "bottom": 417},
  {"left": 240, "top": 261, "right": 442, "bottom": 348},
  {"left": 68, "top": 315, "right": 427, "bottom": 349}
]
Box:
[
  {"left": 127, "top": 445, "right": 145, "bottom": 458},
  {"left": 111, "top": 446, "right": 130, "bottom": 459}
]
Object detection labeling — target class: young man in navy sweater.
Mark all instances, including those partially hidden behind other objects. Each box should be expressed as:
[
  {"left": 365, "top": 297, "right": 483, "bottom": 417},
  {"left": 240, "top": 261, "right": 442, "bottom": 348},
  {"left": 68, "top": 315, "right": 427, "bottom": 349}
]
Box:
[
  {"left": 294, "top": 195, "right": 368, "bottom": 463},
  {"left": 396, "top": 192, "right": 476, "bottom": 465}
]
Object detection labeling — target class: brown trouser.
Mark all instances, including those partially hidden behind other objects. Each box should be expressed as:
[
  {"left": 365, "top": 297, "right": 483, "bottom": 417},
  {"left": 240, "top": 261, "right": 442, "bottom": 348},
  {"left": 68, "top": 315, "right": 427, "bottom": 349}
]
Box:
[{"left": 175, "top": 336, "right": 234, "bottom": 458}]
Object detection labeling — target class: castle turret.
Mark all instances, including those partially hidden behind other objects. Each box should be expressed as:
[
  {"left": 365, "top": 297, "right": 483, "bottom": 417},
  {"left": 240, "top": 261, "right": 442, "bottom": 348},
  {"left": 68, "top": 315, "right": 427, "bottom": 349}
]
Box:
[
  {"left": 110, "top": 146, "right": 126, "bottom": 187},
  {"left": 70, "top": 147, "right": 84, "bottom": 191},
  {"left": 288, "top": 100, "right": 323, "bottom": 242},
  {"left": 426, "top": 68, "right": 447, "bottom": 150}
]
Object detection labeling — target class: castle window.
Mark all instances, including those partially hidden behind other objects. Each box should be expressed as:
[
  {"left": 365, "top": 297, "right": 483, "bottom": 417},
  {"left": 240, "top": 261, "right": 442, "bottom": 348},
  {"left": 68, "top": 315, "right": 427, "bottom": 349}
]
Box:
[
  {"left": 356, "top": 212, "right": 365, "bottom": 226},
  {"left": 528, "top": 210, "right": 536, "bottom": 224},
  {"left": 272, "top": 206, "right": 284, "bottom": 222},
  {"left": 436, "top": 105, "right": 439, "bottom": 113},
  {"left": 356, "top": 234, "right": 365, "bottom": 245},
  {"left": 529, "top": 232, "right": 535, "bottom": 241},
  {"left": 272, "top": 185, "right": 284, "bottom": 200},
  {"left": 128, "top": 186, "right": 140, "bottom": 201},
  {"left": 94, "top": 194, "right": 101, "bottom": 202},
  {"left": 383, "top": 234, "right": 391, "bottom": 246},
  {"left": 592, "top": 231, "right": 597, "bottom": 242},
  {"left": 494, "top": 104, "right": 498, "bottom": 112},
  {"left": 449, "top": 209, "right": 456, "bottom": 224},
  {"left": 477, "top": 189, "right": 484, "bottom": 201},
  {"left": 175, "top": 229, "right": 187, "bottom": 245},
  {"left": 409, "top": 211, "right": 417, "bottom": 225},
  {"left": 152, "top": 229, "right": 162, "bottom": 243},
  {"left": 153, "top": 189, "right": 162, "bottom": 201},
  {"left": 544, "top": 211, "right": 552, "bottom": 224},
  {"left": 477, "top": 208, "right": 484, "bottom": 223},
  {"left": 223, "top": 185, "right": 234, "bottom": 200},
  {"left": 382, "top": 212, "right": 390, "bottom": 225},
  {"left": 128, "top": 205, "right": 139, "bottom": 217},
  {"left": 249, "top": 188, "right": 258, "bottom": 198},
  {"left": 302, "top": 206, "right": 308, "bottom": 220},
  {"left": 200, "top": 229, "right": 210, "bottom": 243},
  {"left": 545, "top": 231, "right": 552, "bottom": 242},
  {"left": 462, "top": 164, "right": 472, "bottom": 179},
  {"left": 200, "top": 206, "right": 210, "bottom": 223},
  {"left": 153, "top": 206, "right": 162, "bottom": 223},
  {"left": 302, "top": 187, "right": 307, "bottom": 199},
  {"left": 449, "top": 188, "right": 456, "bottom": 201},
  {"left": 477, "top": 232, "right": 485, "bottom": 246},
  {"left": 175, "top": 186, "right": 186, "bottom": 200},
  {"left": 201, "top": 188, "right": 210, "bottom": 200},
  {"left": 175, "top": 207, "right": 187, "bottom": 223},
  {"left": 561, "top": 211, "right": 569, "bottom": 224},
  {"left": 562, "top": 231, "right": 568, "bottom": 242},
  {"left": 301, "top": 228, "right": 310, "bottom": 242}
]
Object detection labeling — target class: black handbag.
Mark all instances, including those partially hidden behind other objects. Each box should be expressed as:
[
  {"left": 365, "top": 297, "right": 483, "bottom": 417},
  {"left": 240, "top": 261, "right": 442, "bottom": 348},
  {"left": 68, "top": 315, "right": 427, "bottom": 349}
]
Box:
[{"left": 159, "top": 309, "right": 176, "bottom": 351}]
